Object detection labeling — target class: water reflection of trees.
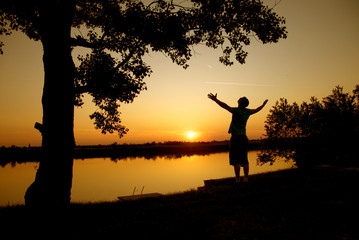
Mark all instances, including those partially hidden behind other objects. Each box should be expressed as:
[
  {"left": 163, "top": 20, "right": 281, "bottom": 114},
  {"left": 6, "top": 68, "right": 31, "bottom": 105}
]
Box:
[
  {"left": 258, "top": 85, "right": 359, "bottom": 168},
  {"left": 107, "top": 141, "right": 233, "bottom": 162},
  {"left": 0, "top": 142, "right": 232, "bottom": 167},
  {"left": 109, "top": 152, "right": 218, "bottom": 162}
]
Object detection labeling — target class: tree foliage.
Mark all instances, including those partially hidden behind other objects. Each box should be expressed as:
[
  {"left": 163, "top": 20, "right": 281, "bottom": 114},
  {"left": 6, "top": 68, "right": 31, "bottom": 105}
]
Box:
[
  {"left": 1, "top": 0, "right": 287, "bottom": 138},
  {"left": 260, "top": 85, "right": 359, "bottom": 167},
  {"left": 1, "top": 0, "right": 288, "bottom": 206}
]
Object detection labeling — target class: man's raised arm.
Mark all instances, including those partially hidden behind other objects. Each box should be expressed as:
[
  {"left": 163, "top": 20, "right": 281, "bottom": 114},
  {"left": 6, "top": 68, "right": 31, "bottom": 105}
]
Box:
[
  {"left": 252, "top": 99, "right": 269, "bottom": 114},
  {"left": 208, "top": 93, "right": 233, "bottom": 113}
]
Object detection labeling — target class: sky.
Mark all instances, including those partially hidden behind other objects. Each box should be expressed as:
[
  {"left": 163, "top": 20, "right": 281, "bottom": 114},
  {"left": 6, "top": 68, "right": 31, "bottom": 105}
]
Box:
[{"left": 0, "top": 0, "right": 358, "bottom": 147}]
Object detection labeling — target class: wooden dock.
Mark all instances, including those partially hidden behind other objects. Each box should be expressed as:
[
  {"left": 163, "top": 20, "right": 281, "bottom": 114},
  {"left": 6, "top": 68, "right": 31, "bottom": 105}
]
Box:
[
  {"left": 117, "top": 193, "right": 163, "bottom": 201},
  {"left": 198, "top": 177, "right": 237, "bottom": 191}
]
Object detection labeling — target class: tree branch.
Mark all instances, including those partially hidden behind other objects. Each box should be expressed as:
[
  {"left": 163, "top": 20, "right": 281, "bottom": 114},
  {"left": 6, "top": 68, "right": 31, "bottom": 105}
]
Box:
[
  {"left": 74, "top": 85, "right": 89, "bottom": 94},
  {"left": 70, "top": 36, "right": 96, "bottom": 48},
  {"left": 115, "top": 41, "right": 143, "bottom": 70}
]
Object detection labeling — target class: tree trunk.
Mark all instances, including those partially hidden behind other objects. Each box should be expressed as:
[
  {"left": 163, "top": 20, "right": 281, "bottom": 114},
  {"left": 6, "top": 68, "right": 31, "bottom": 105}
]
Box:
[{"left": 25, "top": 1, "right": 76, "bottom": 207}]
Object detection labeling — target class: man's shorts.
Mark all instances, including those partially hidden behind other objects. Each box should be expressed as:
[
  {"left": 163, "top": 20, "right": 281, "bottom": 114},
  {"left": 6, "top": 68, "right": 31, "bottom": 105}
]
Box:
[{"left": 229, "top": 135, "right": 249, "bottom": 166}]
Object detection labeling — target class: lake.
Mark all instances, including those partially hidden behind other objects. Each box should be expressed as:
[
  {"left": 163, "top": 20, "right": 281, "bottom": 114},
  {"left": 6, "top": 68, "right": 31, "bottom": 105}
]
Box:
[{"left": 0, "top": 151, "right": 294, "bottom": 206}]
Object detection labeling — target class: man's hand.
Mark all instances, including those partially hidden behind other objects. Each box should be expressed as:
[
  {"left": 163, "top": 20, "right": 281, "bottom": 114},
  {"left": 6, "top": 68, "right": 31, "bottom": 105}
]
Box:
[
  {"left": 208, "top": 93, "right": 218, "bottom": 101},
  {"left": 207, "top": 93, "right": 233, "bottom": 113}
]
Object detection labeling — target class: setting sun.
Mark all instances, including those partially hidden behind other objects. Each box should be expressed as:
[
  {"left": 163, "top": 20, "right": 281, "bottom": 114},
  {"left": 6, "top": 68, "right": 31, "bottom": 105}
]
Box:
[{"left": 187, "top": 131, "right": 196, "bottom": 139}]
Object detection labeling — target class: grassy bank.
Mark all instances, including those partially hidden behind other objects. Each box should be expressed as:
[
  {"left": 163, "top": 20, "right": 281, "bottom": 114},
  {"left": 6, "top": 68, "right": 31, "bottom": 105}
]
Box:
[{"left": 1, "top": 167, "right": 358, "bottom": 239}]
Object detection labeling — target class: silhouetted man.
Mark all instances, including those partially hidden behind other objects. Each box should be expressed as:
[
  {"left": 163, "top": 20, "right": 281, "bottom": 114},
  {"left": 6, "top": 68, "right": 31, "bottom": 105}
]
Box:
[{"left": 208, "top": 93, "right": 268, "bottom": 183}]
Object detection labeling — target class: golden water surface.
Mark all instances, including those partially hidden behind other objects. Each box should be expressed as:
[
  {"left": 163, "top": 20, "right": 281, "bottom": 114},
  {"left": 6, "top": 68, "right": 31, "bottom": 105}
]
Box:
[{"left": 0, "top": 151, "right": 294, "bottom": 206}]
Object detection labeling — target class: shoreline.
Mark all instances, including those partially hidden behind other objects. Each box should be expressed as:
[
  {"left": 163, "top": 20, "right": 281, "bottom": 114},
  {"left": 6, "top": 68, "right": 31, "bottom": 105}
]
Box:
[{"left": 0, "top": 140, "right": 266, "bottom": 166}]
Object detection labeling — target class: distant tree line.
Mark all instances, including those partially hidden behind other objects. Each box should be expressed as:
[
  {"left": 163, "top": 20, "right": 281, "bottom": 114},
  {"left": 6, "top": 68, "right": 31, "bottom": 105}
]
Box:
[
  {"left": 258, "top": 85, "right": 359, "bottom": 168},
  {"left": 1, "top": 140, "right": 269, "bottom": 167}
]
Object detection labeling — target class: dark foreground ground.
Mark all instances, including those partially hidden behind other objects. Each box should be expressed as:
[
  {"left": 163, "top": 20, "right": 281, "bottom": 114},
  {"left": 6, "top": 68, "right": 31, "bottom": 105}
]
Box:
[{"left": 1, "top": 167, "right": 358, "bottom": 240}]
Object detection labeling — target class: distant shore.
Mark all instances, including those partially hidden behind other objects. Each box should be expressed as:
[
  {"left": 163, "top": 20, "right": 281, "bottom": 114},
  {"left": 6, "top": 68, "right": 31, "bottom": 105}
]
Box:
[{"left": 0, "top": 140, "right": 266, "bottom": 166}]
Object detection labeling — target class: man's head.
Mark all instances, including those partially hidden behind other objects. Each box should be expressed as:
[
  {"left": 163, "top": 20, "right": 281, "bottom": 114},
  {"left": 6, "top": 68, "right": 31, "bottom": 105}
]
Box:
[{"left": 238, "top": 97, "right": 249, "bottom": 108}]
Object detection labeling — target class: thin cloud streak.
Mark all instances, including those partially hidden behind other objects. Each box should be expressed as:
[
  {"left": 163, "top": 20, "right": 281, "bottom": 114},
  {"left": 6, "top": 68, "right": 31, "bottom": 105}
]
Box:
[{"left": 205, "top": 81, "right": 273, "bottom": 87}]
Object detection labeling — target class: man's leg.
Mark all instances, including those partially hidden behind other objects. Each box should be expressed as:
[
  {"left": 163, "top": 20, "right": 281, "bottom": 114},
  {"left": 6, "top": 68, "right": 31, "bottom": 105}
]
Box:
[
  {"left": 234, "top": 164, "right": 241, "bottom": 182},
  {"left": 243, "top": 163, "right": 249, "bottom": 182}
]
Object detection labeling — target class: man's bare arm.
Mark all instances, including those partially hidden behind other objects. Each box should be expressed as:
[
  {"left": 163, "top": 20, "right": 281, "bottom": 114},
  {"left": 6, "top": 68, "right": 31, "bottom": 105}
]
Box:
[
  {"left": 208, "top": 93, "right": 233, "bottom": 113},
  {"left": 252, "top": 99, "right": 269, "bottom": 114}
]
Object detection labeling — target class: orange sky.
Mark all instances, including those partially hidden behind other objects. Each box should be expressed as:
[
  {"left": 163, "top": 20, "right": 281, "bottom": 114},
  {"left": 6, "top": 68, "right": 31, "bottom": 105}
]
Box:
[{"left": 0, "top": 0, "right": 358, "bottom": 147}]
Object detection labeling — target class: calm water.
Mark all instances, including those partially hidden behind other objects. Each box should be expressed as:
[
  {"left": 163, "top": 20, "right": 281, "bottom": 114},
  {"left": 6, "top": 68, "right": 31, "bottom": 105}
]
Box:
[{"left": 0, "top": 151, "right": 294, "bottom": 206}]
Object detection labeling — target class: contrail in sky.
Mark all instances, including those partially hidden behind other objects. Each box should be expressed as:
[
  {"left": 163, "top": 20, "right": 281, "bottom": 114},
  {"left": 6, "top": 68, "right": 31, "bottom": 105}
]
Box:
[{"left": 205, "top": 81, "right": 273, "bottom": 87}]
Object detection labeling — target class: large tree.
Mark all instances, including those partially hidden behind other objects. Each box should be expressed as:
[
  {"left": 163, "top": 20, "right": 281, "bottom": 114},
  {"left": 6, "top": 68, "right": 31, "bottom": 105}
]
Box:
[{"left": 0, "top": 0, "right": 287, "bottom": 206}]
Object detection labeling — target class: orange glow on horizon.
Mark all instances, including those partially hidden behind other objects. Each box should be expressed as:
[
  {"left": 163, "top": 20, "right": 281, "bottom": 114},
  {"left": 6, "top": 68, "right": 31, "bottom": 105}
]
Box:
[{"left": 1, "top": 0, "right": 359, "bottom": 146}]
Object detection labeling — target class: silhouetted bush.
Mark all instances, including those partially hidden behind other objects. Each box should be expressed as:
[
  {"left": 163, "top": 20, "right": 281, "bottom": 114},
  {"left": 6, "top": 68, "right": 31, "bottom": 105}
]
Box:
[{"left": 259, "top": 85, "right": 359, "bottom": 168}]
